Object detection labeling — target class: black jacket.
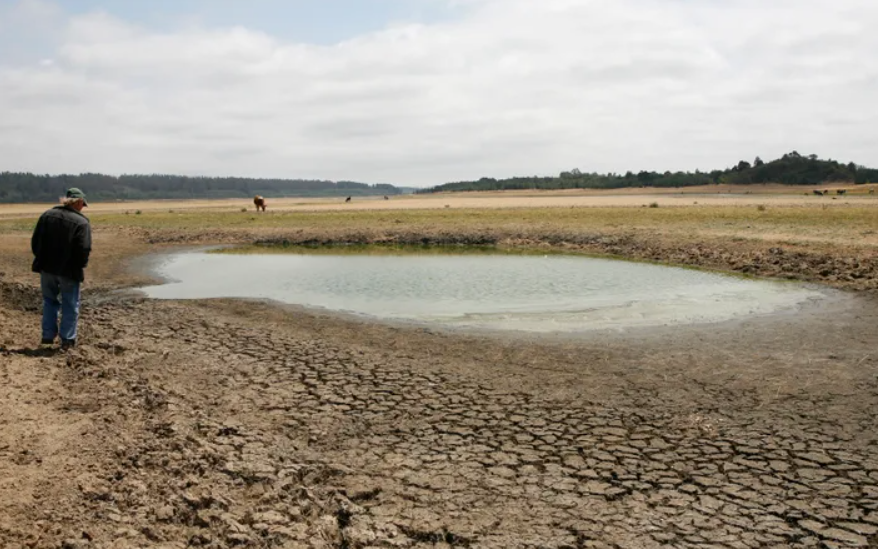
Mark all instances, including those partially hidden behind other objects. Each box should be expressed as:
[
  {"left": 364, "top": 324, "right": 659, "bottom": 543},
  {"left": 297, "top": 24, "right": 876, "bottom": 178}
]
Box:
[{"left": 31, "top": 205, "right": 92, "bottom": 282}]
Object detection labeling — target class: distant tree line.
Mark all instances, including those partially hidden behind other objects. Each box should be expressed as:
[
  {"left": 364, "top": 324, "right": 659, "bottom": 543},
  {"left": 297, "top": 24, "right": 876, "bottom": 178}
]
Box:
[
  {"left": 419, "top": 152, "right": 878, "bottom": 194},
  {"left": 0, "top": 172, "right": 403, "bottom": 203}
]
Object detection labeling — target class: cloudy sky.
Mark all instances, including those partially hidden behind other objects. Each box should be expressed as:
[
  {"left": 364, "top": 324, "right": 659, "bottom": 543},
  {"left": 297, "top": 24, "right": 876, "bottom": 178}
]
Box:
[{"left": 0, "top": 0, "right": 876, "bottom": 186}]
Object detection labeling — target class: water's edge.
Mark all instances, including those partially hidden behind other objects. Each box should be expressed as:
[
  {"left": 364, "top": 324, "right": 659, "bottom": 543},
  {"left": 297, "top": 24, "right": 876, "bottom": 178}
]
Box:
[{"left": 133, "top": 247, "right": 837, "bottom": 337}]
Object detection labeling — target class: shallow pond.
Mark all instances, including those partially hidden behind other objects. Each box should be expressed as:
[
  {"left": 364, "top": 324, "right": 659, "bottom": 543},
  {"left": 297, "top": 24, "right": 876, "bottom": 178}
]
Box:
[{"left": 140, "top": 251, "right": 824, "bottom": 333}]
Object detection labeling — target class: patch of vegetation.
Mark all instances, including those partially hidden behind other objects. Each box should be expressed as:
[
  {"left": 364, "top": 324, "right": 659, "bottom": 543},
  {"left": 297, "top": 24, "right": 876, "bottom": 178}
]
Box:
[
  {"left": 2, "top": 204, "right": 876, "bottom": 255},
  {"left": 421, "top": 152, "right": 878, "bottom": 193},
  {"left": 0, "top": 172, "right": 403, "bottom": 203},
  {"left": 50, "top": 204, "right": 874, "bottom": 236},
  {"left": 212, "top": 242, "right": 565, "bottom": 257}
]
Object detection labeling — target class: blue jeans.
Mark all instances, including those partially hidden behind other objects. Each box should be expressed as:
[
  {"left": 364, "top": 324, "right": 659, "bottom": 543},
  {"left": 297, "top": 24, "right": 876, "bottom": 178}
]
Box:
[{"left": 40, "top": 273, "right": 81, "bottom": 342}]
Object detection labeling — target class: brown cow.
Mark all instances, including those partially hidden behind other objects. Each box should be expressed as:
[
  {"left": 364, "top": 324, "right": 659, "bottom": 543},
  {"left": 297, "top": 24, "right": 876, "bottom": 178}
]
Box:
[
  {"left": 837, "top": 189, "right": 847, "bottom": 195},
  {"left": 253, "top": 195, "right": 266, "bottom": 212}
]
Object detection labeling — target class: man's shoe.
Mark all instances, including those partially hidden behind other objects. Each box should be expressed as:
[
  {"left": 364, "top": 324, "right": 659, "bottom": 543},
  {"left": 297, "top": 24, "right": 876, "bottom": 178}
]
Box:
[
  {"left": 40, "top": 337, "right": 55, "bottom": 345},
  {"left": 60, "top": 339, "right": 76, "bottom": 350}
]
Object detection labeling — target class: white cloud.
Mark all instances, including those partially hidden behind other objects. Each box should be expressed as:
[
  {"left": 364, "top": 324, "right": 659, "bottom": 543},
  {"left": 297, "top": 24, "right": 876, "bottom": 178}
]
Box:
[{"left": 0, "top": 0, "right": 876, "bottom": 186}]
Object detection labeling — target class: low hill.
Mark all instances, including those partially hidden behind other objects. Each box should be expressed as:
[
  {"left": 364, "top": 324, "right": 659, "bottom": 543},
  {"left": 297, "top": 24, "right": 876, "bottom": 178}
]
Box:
[
  {"left": 420, "top": 152, "right": 878, "bottom": 194},
  {"left": 0, "top": 173, "right": 402, "bottom": 203}
]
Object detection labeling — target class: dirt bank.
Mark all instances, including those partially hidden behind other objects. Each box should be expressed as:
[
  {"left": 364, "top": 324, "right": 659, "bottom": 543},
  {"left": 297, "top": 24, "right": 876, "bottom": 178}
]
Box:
[{"left": 117, "top": 224, "right": 878, "bottom": 292}]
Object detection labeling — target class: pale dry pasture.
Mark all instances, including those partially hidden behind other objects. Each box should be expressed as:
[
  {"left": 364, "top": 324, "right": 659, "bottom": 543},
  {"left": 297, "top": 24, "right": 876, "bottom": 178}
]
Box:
[{"left": 2, "top": 183, "right": 877, "bottom": 218}]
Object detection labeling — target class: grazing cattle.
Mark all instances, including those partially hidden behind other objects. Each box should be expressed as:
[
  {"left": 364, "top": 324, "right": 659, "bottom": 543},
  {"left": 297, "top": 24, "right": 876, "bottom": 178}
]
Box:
[
  {"left": 870, "top": 189, "right": 876, "bottom": 195},
  {"left": 253, "top": 195, "right": 266, "bottom": 212},
  {"left": 837, "top": 189, "right": 847, "bottom": 195},
  {"left": 813, "top": 190, "right": 824, "bottom": 196},
  {"left": 384, "top": 195, "right": 389, "bottom": 200},
  {"left": 345, "top": 196, "right": 351, "bottom": 203}
]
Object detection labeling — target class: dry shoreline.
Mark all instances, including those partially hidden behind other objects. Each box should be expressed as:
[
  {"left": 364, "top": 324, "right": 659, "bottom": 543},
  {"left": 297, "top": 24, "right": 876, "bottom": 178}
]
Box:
[
  {"left": 133, "top": 244, "right": 846, "bottom": 345},
  {"left": 127, "top": 223, "right": 878, "bottom": 293},
  {"left": 3, "top": 200, "right": 878, "bottom": 548}
]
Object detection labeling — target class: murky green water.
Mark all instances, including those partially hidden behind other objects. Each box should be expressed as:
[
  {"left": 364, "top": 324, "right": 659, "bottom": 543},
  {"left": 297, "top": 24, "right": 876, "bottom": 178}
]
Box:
[{"left": 140, "top": 251, "right": 823, "bottom": 333}]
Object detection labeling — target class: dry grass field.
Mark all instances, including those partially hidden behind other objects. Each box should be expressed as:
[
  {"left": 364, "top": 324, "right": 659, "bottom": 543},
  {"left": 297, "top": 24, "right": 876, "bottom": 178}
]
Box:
[
  {"left": 2, "top": 187, "right": 877, "bottom": 248},
  {"left": 1, "top": 183, "right": 876, "bottom": 218}
]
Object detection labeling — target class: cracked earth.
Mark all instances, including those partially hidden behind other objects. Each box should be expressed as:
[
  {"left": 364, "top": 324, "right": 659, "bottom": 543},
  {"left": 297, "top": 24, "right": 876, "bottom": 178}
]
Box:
[{"left": 2, "top": 280, "right": 878, "bottom": 548}]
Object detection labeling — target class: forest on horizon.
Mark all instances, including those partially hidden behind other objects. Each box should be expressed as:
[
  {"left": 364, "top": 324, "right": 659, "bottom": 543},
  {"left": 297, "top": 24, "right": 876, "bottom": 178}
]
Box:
[
  {"left": 3, "top": 152, "right": 878, "bottom": 203},
  {"left": 0, "top": 173, "right": 404, "bottom": 203},
  {"left": 419, "top": 152, "right": 878, "bottom": 194}
]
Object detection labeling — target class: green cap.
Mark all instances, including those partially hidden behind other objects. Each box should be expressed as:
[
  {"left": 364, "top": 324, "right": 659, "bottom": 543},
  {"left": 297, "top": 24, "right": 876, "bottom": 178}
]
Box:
[{"left": 66, "top": 187, "right": 88, "bottom": 206}]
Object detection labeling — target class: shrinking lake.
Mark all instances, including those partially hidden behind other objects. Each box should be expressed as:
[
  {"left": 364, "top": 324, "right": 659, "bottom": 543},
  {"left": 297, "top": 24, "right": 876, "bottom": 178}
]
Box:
[{"left": 140, "top": 251, "right": 824, "bottom": 333}]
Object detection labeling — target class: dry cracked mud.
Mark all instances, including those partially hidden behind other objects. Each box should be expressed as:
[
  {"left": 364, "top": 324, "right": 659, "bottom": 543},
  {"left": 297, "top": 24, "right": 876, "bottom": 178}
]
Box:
[{"left": 3, "top": 277, "right": 878, "bottom": 548}]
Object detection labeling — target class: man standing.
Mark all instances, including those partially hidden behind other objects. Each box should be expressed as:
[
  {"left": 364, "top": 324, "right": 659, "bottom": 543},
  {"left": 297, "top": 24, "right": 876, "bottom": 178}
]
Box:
[{"left": 31, "top": 188, "right": 92, "bottom": 350}]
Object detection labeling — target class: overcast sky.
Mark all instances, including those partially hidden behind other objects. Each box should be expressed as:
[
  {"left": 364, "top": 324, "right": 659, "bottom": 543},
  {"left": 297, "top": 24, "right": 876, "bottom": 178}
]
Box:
[{"left": 1, "top": 0, "right": 876, "bottom": 186}]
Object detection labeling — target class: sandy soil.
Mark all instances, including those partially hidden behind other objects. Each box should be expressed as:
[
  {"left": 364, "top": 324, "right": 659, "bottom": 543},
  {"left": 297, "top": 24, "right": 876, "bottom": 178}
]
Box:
[
  {"left": 2, "top": 195, "right": 878, "bottom": 548},
  {"left": 2, "top": 184, "right": 876, "bottom": 217}
]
